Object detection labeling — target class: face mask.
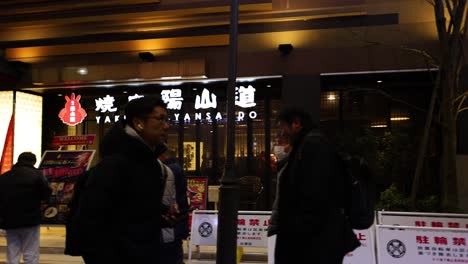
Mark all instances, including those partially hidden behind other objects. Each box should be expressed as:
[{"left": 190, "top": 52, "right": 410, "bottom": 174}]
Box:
[{"left": 273, "top": 146, "right": 288, "bottom": 161}]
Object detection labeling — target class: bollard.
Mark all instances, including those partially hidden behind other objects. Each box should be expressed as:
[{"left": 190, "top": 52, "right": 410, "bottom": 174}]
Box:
[{"left": 236, "top": 246, "right": 244, "bottom": 264}]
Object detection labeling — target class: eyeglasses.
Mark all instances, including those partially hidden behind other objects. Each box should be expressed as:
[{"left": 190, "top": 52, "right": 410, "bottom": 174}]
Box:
[{"left": 145, "top": 115, "right": 170, "bottom": 123}]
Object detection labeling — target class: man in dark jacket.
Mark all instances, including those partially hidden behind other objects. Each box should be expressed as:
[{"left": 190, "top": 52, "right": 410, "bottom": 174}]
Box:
[
  {"left": 270, "top": 108, "right": 360, "bottom": 264},
  {"left": 74, "top": 96, "right": 170, "bottom": 264},
  {"left": 0, "top": 152, "right": 52, "bottom": 264}
]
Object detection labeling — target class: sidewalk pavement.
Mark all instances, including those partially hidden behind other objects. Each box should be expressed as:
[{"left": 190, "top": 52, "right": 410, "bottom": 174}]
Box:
[{"left": 0, "top": 227, "right": 268, "bottom": 264}]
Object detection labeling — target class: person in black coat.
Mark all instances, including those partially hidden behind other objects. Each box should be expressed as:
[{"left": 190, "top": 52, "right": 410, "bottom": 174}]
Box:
[
  {"left": 270, "top": 108, "right": 360, "bottom": 264},
  {"left": 0, "top": 152, "right": 52, "bottom": 264},
  {"left": 71, "top": 97, "right": 171, "bottom": 264}
]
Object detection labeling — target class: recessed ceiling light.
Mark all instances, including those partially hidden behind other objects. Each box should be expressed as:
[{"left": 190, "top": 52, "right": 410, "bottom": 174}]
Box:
[
  {"left": 377, "top": 80, "right": 383, "bottom": 83},
  {"left": 77, "top": 67, "right": 88, "bottom": 75}
]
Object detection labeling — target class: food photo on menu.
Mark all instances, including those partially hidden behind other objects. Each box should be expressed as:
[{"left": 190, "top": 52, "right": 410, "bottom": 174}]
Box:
[{"left": 59, "top": 183, "right": 75, "bottom": 203}]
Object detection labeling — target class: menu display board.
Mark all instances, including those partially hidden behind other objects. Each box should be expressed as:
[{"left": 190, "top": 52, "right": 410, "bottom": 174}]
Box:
[{"left": 39, "top": 150, "right": 95, "bottom": 224}]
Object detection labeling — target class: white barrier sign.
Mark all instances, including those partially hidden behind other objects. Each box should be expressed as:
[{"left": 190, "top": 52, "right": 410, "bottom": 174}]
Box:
[
  {"left": 190, "top": 210, "right": 270, "bottom": 247},
  {"left": 378, "top": 211, "right": 468, "bottom": 229},
  {"left": 191, "top": 211, "right": 218, "bottom": 246},
  {"left": 376, "top": 225, "right": 468, "bottom": 264},
  {"left": 344, "top": 228, "right": 376, "bottom": 264},
  {"left": 267, "top": 226, "right": 376, "bottom": 264}
]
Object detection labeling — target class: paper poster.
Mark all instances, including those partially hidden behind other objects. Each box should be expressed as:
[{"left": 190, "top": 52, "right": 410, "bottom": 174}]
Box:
[
  {"left": 187, "top": 176, "right": 208, "bottom": 210},
  {"left": 183, "top": 142, "right": 203, "bottom": 171},
  {"left": 39, "top": 150, "right": 95, "bottom": 224}
]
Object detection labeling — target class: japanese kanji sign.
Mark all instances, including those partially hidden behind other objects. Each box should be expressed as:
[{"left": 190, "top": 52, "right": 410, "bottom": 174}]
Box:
[
  {"left": 378, "top": 211, "right": 468, "bottom": 229},
  {"left": 189, "top": 210, "right": 271, "bottom": 248},
  {"left": 376, "top": 225, "right": 468, "bottom": 264}
]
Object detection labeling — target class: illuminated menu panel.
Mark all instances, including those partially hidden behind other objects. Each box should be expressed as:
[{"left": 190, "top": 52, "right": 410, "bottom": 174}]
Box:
[
  {"left": 14, "top": 92, "right": 43, "bottom": 166},
  {"left": 0, "top": 91, "right": 13, "bottom": 160},
  {"left": 0, "top": 91, "right": 42, "bottom": 167}
]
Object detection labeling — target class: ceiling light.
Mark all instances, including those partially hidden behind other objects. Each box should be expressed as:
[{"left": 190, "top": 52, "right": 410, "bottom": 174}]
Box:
[{"left": 77, "top": 67, "right": 88, "bottom": 75}]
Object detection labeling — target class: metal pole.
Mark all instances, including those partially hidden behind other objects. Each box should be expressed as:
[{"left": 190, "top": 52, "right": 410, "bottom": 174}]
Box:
[{"left": 216, "top": 0, "right": 239, "bottom": 263}]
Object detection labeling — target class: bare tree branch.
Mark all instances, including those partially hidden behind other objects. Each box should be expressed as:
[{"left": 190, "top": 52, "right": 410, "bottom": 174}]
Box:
[
  {"left": 435, "top": 0, "right": 448, "bottom": 42},
  {"left": 458, "top": 106, "right": 468, "bottom": 113},
  {"left": 453, "top": 90, "right": 468, "bottom": 103},
  {"left": 449, "top": 0, "right": 466, "bottom": 39},
  {"left": 426, "top": 0, "right": 436, "bottom": 6},
  {"left": 348, "top": 30, "right": 439, "bottom": 67},
  {"left": 445, "top": 0, "right": 455, "bottom": 27}
]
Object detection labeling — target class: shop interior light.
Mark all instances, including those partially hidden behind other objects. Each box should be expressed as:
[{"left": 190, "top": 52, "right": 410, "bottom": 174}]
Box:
[
  {"left": 160, "top": 76, "right": 182, "bottom": 80},
  {"left": 391, "top": 116, "right": 410, "bottom": 121},
  {"left": 327, "top": 94, "right": 336, "bottom": 100},
  {"left": 370, "top": 124, "right": 387, "bottom": 128},
  {"left": 377, "top": 80, "right": 383, "bottom": 83}
]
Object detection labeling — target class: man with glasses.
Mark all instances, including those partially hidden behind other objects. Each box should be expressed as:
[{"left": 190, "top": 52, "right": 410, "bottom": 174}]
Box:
[{"left": 71, "top": 96, "right": 171, "bottom": 264}]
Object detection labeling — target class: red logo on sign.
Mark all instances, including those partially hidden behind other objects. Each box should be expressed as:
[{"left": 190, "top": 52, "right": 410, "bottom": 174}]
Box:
[{"left": 58, "top": 93, "right": 87, "bottom": 126}]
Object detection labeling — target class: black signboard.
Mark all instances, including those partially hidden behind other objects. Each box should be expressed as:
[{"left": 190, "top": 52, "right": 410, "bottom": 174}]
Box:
[{"left": 39, "top": 150, "right": 95, "bottom": 224}]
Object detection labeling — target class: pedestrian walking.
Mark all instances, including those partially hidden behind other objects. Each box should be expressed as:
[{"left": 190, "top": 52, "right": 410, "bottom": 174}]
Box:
[
  {"left": 268, "top": 107, "right": 360, "bottom": 264},
  {"left": 0, "top": 152, "right": 52, "bottom": 264},
  {"left": 159, "top": 147, "right": 190, "bottom": 264},
  {"left": 70, "top": 96, "right": 170, "bottom": 264}
]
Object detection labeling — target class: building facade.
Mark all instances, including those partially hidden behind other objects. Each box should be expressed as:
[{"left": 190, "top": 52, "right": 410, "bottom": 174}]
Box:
[{"left": 0, "top": 0, "right": 466, "bottom": 209}]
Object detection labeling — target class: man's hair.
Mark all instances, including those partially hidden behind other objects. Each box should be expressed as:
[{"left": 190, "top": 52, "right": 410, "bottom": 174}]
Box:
[
  {"left": 277, "top": 107, "right": 318, "bottom": 132},
  {"left": 124, "top": 96, "right": 167, "bottom": 127},
  {"left": 17, "top": 152, "right": 36, "bottom": 165}
]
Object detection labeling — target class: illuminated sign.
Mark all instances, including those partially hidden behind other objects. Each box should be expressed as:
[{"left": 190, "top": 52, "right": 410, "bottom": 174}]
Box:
[
  {"left": 235, "top": 85, "right": 256, "bottom": 108},
  {"left": 95, "top": 95, "right": 121, "bottom": 124},
  {"left": 161, "top": 89, "right": 183, "bottom": 110},
  {"left": 58, "top": 93, "right": 87, "bottom": 126},
  {"left": 195, "top": 88, "right": 217, "bottom": 109},
  {"left": 93, "top": 86, "right": 259, "bottom": 124},
  {"left": 161, "top": 86, "right": 258, "bottom": 122}
]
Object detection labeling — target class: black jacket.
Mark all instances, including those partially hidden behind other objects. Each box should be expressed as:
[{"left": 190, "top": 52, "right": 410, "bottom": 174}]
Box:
[
  {"left": 0, "top": 163, "right": 51, "bottom": 229},
  {"left": 71, "top": 123, "right": 164, "bottom": 263},
  {"left": 275, "top": 130, "right": 360, "bottom": 259}
]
